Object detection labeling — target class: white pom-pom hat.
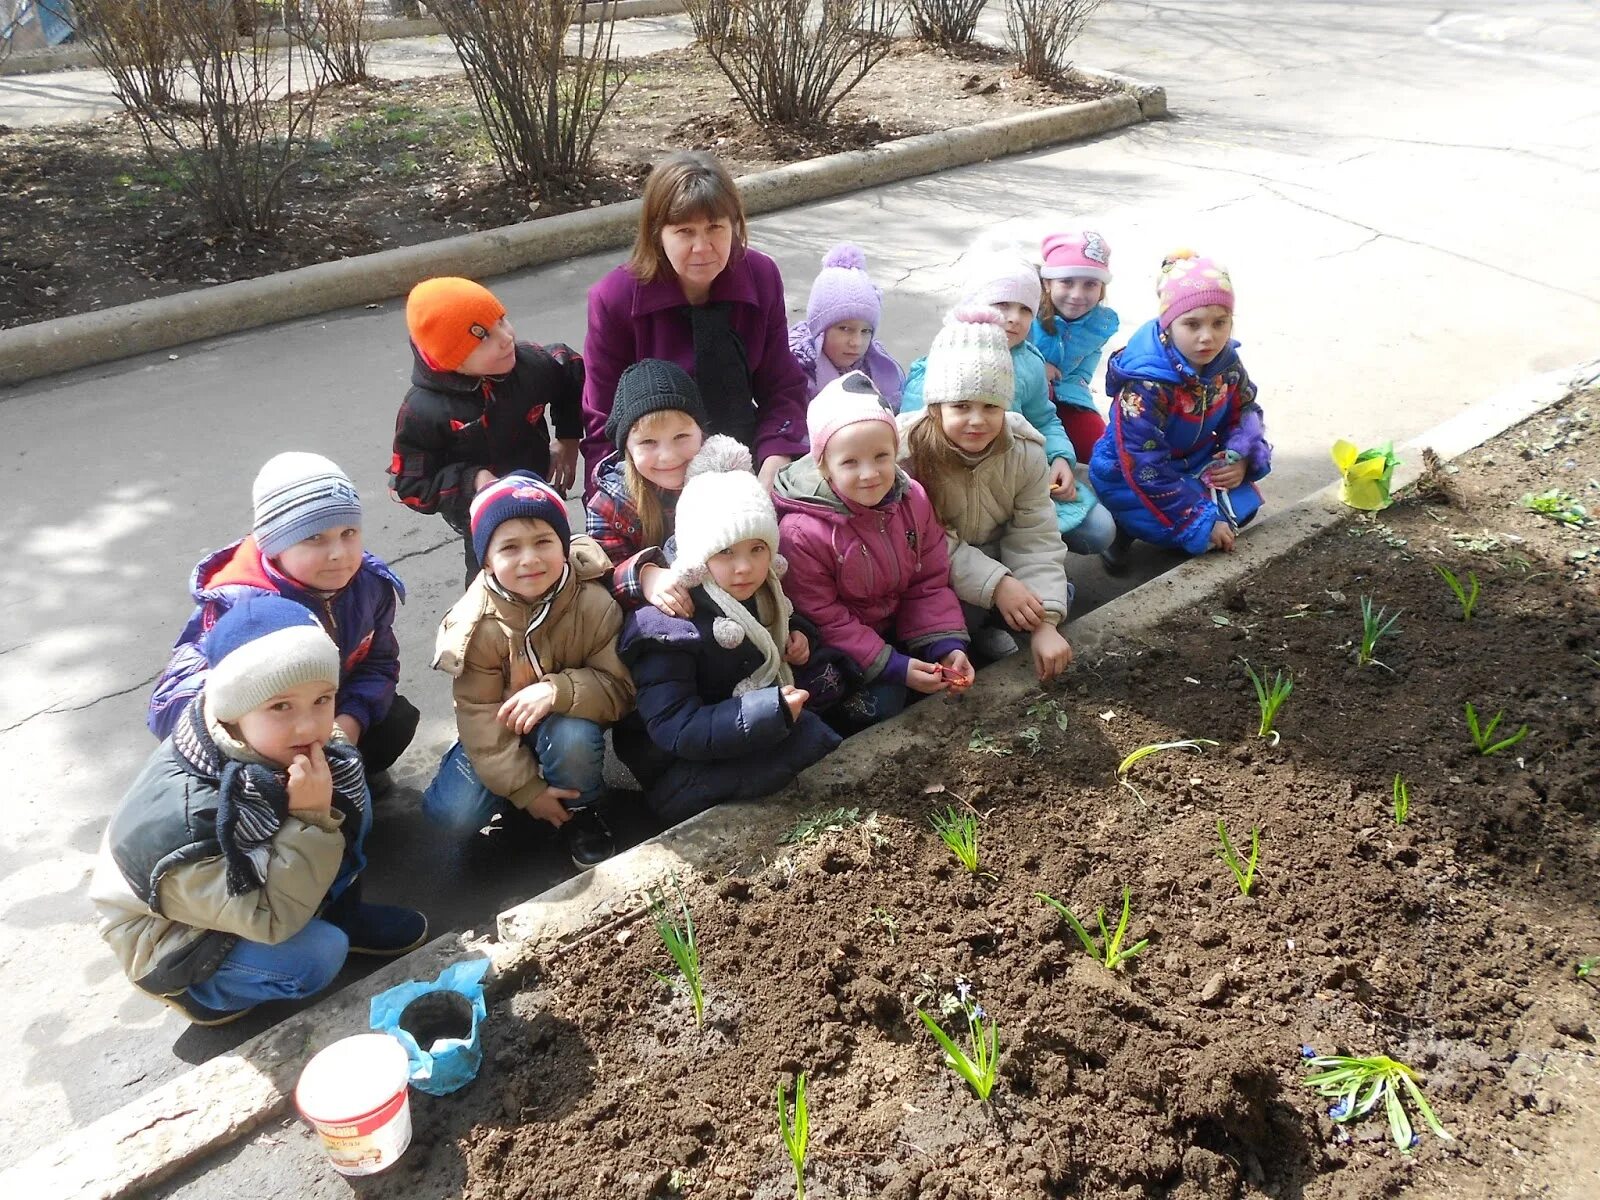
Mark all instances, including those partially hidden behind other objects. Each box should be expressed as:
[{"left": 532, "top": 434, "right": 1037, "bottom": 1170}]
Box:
[{"left": 921, "top": 307, "right": 1016, "bottom": 409}]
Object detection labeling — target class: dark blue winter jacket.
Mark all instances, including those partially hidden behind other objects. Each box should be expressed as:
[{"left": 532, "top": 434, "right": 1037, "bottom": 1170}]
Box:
[
  {"left": 613, "top": 590, "right": 841, "bottom": 824},
  {"left": 148, "top": 537, "right": 405, "bottom": 739}
]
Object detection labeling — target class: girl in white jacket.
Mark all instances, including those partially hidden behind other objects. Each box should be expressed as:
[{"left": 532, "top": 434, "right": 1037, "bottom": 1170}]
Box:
[{"left": 899, "top": 308, "right": 1076, "bottom": 683}]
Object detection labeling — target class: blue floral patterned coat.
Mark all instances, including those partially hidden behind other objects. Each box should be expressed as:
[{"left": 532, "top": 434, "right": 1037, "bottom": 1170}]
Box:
[{"left": 1088, "top": 319, "right": 1271, "bottom": 555}]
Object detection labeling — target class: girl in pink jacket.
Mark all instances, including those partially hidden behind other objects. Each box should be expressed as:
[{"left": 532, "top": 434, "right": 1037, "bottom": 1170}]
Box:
[{"left": 773, "top": 373, "right": 974, "bottom": 732}]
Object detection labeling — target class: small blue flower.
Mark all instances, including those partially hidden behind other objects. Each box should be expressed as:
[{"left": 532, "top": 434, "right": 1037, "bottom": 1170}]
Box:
[
  {"left": 955, "top": 979, "right": 973, "bottom": 1002},
  {"left": 1300, "top": 1045, "right": 1318, "bottom": 1059},
  {"left": 1329, "top": 1102, "right": 1350, "bottom": 1120},
  {"left": 1409, "top": 1134, "right": 1420, "bottom": 1149},
  {"left": 971, "top": 1003, "right": 987, "bottom": 1022}
]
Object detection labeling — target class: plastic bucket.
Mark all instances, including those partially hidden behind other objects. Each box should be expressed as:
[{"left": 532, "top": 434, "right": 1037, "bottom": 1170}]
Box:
[{"left": 295, "top": 1033, "right": 413, "bottom": 1176}]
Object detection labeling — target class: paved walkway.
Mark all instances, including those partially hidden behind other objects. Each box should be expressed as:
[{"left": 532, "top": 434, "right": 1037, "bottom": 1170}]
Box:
[{"left": 0, "top": 0, "right": 1597, "bottom": 1181}]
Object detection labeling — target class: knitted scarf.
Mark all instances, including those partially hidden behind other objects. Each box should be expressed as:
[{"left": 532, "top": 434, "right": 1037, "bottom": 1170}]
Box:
[
  {"left": 702, "top": 573, "right": 793, "bottom": 697},
  {"left": 688, "top": 303, "right": 758, "bottom": 448},
  {"left": 171, "top": 696, "right": 366, "bottom": 896}
]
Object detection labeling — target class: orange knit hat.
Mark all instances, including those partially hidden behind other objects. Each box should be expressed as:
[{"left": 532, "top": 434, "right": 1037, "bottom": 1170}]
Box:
[{"left": 405, "top": 277, "right": 507, "bottom": 373}]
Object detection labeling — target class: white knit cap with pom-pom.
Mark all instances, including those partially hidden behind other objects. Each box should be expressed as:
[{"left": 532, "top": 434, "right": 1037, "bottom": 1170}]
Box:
[
  {"left": 806, "top": 243, "right": 882, "bottom": 337},
  {"left": 921, "top": 307, "right": 1016, "bottom": 409},
  {"left": 959, "top": 251, "right": 1041, "bottom": 313},
  {"left": 670, "top": 435, "right": 782, "bottom": 584}
]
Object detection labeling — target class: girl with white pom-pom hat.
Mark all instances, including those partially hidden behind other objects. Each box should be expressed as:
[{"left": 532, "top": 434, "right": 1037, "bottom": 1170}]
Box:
[
  {"left": 788, "top": 243, "right": 907, "bottom": 410},
  {"left": 612, "top": 436, "right": 843, "bottom": 825}
]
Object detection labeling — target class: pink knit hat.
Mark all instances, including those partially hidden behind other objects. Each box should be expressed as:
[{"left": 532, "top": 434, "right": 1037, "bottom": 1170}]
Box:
[
  {"left": 807, "top": 372, "right": 896, "bottom": 461},
  {"left": 1156, "top": 250, "right": 1235, "bottom": 328},
  {"left": 806, "top": 244, "right": 882, "bottom": 338},
  {"left": 1040, "top": 231, "right": 1112, "bottom": 282},
  {"left": 959, "top": 253, "right": 1041, "bottom": 312}
]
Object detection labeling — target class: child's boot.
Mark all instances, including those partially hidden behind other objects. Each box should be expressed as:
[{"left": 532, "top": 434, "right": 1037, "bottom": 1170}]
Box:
[
  {"left": 1100, "top": 528, "right": 1135, "bottom": 575},
  {"left": 561, "top": 805, "right": 616, "bottom": 870},
  {"left": 152, "top": 989, "right": 256, "bottom": 1027},
  {"left": 323, "top": 879, "right": 429, "bottom": 957}
]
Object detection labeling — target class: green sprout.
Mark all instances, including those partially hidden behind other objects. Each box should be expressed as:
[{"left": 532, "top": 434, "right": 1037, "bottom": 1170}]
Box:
[
  {"left": 1017, "top": 727, "right": 1043, "bottom": 756},
  {"left": 781, "top": 806, "right": 862, "bottom": 845},
  {"left": 1392, "top": 773, "right": 1410, "bottom": 825},
  {"left": 1524, "top": 489, "right": 1587, "bottom": 526},
  {"left": 1116, "top": 738, "right": 1219, "bottom": 801},
  {"left": 1356, "top": 596, "right": 1402, "bottom": 667},
  {"left": 870, "top": 906, "right": 900, "bottom": 946},
  {"left": 1241, "top": 659, "right": 1293, "bottom": 745},
  {"left": 1464, "top": 701, "right": 1530, "bottom": 756},
  {"left": 967, "top": 730, "right": 1012, "bottom": 756},
  {"left": 648, "top": 881, "right": 705, "bottom": 1028},
  {"left": 930, "top": 805, "right": 981, "bottom": 873},
  {"left": 777, "top": 1072, "right": 809, "bottom": 1200},
  {"left": 1036, "top": 886, "right": 1150, "bottom": 970},
  {"left": 1301, "top": 1051, "right": 1453, "bottom": 1151},
  {"left": 1026, "top": 697, "right": 1070, "bottom": 732},
  {"left": 1216, "top": 819, "right": 1260, "bottom": 896},
  {"left": 1578, "top": 956, "right": 1598, "bottom": 980},
  {"left": 1433, "top": 564, "right": 1480, "bottom": 621},
  {"left": 915, "top": 992, "right": 999, "bottom": 1101}
]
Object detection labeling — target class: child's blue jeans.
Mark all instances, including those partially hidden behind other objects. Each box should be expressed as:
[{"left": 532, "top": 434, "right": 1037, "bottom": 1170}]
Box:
[
  {"left": 420, "top": 714, "right": 607, "bottom": 832},
  {"left": 1063, "top": 501, "right": 1117, "bottom": 554}
]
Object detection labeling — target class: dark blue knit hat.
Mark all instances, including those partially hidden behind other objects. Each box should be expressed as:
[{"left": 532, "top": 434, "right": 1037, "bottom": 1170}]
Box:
[
  {"left": 204, "top": 595, "right": 339, "bottom": 722},
  {"left": 468, "top": 471, "right": 570, "bottom": 566}
]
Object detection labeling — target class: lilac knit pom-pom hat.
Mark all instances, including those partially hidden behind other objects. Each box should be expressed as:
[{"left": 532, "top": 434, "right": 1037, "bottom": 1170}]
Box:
[{"left": 806, "top": 244, "right": 883, "bottom": 337}]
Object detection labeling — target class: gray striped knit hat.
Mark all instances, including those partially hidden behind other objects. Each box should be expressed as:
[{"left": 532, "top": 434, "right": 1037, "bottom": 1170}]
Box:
[{"left": 251, "top": 452, "right": 363, "bottom": 559}]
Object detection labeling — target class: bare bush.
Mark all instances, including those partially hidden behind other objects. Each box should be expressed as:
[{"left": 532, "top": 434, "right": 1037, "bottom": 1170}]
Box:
[
  {"left": 296, "top": 0, "right": 372, "bottom": 85},
  {"left": 429, "top": 0, "right": 627, "bottom": 196},
  {"left": 1005, "top": 0, "right": 1103, "bottom": 84},
  {"left": 905, "top": 0, "right": 986, "bottom": 48},
  {"left": 75, "top": 0, "right": 322, "bottom": 234},
  {"left": 72, "top": 0, "right": 185, "bottom": 111},
  {"left": 685, "top": 0, "right": 902, "bottom": 129}
]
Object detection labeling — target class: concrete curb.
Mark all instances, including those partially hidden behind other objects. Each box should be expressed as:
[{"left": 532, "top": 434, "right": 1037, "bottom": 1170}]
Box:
[
  {"left": 0, "top": 77, "right": 1158, "bottom": 389},
  {"left": 6, "top": 356, "right": 1591, "bottom": 1199},
  {"left": 0, "top": 0, "right": 685, "bottom": 76}
]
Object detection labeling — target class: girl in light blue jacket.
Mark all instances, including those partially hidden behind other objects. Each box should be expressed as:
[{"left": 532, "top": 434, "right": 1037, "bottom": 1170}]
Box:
[
  {"left": 1028, "top": 230, "right": 1121, "bottom": 463},
  {"left": 901, "top": 253, "right": 1115, "bottom": 555}
]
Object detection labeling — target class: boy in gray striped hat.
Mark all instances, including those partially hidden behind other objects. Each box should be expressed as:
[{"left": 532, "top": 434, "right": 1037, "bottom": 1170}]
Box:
[{"left": 148, "top": 453, "right": 418, "bottom": 792}]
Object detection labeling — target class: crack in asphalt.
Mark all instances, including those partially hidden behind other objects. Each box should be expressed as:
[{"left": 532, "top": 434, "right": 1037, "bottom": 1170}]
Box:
[
  {"left": 0, "top": 670, "right": 161, "bottom": 736},
  {"left": 385, "top": 535, "right": 457, "bottom": 567}
]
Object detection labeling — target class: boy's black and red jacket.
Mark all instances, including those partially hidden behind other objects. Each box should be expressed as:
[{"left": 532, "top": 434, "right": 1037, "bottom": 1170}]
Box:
[{"left": 389, "top": 340, "right": 584, "bottom": 533}]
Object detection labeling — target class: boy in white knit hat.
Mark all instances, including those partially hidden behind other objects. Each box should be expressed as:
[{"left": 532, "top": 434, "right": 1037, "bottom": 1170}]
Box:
[
  {"left": 612, "top": 437, "right": 841, "bottom": 825},
  {"left": 148, "top": 452, "right": 417, "bottom": 791},
  {"left": 94, "top": 596, "right": 426, "bottom": 1026},
  {"left": 901, "top": 250, "right": 1115, "bottom": 556}
]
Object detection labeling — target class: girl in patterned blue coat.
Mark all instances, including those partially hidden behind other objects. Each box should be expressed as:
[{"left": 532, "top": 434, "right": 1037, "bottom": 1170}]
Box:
[
  {"left": 613, "top": 438, "right": 841, "bottom": 825},
  {"left": 1089, "top": 251, "right": 1272, "bottom": 572}
]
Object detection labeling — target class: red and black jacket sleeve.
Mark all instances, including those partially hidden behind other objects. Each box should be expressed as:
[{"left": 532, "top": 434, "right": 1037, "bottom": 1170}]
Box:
[{"left": 388, "top": 385, "right": 482, "bottom": 531}]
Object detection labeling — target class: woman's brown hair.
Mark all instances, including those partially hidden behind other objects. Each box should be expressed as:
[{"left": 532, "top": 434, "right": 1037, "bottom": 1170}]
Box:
[
  {"left": 903, "top": 408, "right": 1011, "bottom": 518},
  {"left": 628, "top": 151, "right": 749, "bottom": 283}
]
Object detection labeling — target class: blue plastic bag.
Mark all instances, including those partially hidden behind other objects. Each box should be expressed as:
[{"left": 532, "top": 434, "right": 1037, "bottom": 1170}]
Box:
[{"left": 370, "top": 958, "right": 490, "bottom": 1096}]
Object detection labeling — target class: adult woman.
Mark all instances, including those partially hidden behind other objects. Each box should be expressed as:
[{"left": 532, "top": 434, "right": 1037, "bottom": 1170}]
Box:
[{"left": 581, "top": 151, "right": 809, "bottom": 496}]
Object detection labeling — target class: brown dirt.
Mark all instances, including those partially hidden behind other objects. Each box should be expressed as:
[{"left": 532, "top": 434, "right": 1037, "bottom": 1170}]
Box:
[
  {"left": 0, "top": 40, "right": 1100, "bottom": 330},
  {"left": 331, "top": 396, "right": 1600, "bottom": 1198}
]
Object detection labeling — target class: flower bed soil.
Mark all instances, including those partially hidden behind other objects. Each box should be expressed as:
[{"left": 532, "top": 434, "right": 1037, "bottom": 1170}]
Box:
[
  {"left": 357, "top": 395, "right": 1600, "bottom": 1199},
  {"left": 0, "top": 39, "right": 1100, "bottom": 330}
]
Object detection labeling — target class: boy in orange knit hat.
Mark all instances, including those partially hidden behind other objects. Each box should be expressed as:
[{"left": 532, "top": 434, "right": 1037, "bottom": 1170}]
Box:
[{"left": 389, "top": 277, "right": 585, "bottom": 583}]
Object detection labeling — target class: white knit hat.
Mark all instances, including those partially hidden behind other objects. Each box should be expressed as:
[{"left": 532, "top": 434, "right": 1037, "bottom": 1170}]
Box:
[
  {"left": 959, "top": 252, "right": 1041, "bottom": 312},
  {"left": 670, "top": 436, "right": 793, "bottom": 696},
  {"left": 921, "top": 307, "right": 1016, "bottom": 409},
  {"left": 204, "top": 595, "right": 341, "bottom": 723},
  {"left": 252, "top": 452, "right": 362, "bottom": 559}
]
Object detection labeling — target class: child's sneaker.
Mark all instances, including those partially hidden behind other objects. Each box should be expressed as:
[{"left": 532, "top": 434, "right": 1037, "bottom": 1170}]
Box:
[
  {"left": 561, "top": 806, "right": 616, "bottom": 870},
  {"left": 972, "top": 626, "right": 1019, "bottom": 662},
  {"left": 154, "top": 989, "right": 256, "bottom": 1027}
]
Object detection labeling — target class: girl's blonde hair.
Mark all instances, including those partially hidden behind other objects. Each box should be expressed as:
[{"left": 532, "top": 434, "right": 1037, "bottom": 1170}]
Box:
[
  {"left": 628, "top": 151, "right": 749, "bottom": 284},
  {"left": 622, "top": 408, "right": 700, "bottom": 547},
  {"left": 904, "top": 407, "right": 1011, "bottom": 516}
]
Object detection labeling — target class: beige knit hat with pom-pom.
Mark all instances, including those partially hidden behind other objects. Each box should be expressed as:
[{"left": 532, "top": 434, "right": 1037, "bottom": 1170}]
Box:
[{"left": 921, "top": 307, "right": 1016, "bottom": 409}]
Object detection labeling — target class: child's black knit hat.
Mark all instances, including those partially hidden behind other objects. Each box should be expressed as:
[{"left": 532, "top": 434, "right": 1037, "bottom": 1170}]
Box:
[{"left": 605, "top": 359, "right": 708, "bottom": 451}]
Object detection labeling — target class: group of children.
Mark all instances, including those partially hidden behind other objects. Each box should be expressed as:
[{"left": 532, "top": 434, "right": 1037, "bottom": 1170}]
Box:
[{"left": 92, "top": 227, "right": 1271, "bottom": 1027}]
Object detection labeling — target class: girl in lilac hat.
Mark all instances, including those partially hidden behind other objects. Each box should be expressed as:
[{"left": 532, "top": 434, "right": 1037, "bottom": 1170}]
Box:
[
  {"left": 1088, "top": 250, "right": 1273, "bottom": 573},
  {"left": 789, "top": 244, "right": 907, "bottom": 411},
  {"left": 1028, "top": 230, "right": 1121, "bottom": 462}
]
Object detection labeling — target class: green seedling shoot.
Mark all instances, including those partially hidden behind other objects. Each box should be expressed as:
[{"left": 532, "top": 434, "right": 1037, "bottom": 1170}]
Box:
[
  {"left": 1026, "top": 697, "right": 1070, "bottom": 732},
  {"left": 915, "top": 995, "right": 999, "bottom": 1101},
  {"left": 930, "top": 805, "right": 981, "bottom": 873},
  {"left": 967, "top": 729, "right": 1011, "bottom": 756},
  {"left": 777, "top": 1072, "right": 809, "bottom": 1200},
  {"left": 1302, "top": 1052, "right": 1453, "bottom": 1152},
  {"left": 1578, "top": 956, "right": 1598, "bottom": 981},
  {"left": 1017, "top": 727, "right": 1043, "bottom": 756},
  {"left": 1037, "top": 886, "right": 1150, "bottom": 970},
  {"left": 1356, "top": 596, "right": 1401, "bottom": 667},
  {"left": 1216, "top": 818, "right": 1260, "bottom": 896},
  {"left": 1464, "top": 701, "right": 1530, "bottom": 756},
  {"left": 648, "top": 881, "right": 705, "bottom": 1028},
  {"left": 1524, "top": 489, "right": 1587, "bottom": 526},
  {"left": 1116, "top": 738, "right": 1219, "bottom": 801},
  {"left": 1392, "top": 773, "right": 1410, "bottom": 825},
  {"left": 1433, "top": 564, "right": 1480, "bottom": 621},
  {"left": 781, "top": 806, "right": 862, "bottom": 845},
  {"left": 1241, "top": 659, "right": 1293, "bottom": 746}
]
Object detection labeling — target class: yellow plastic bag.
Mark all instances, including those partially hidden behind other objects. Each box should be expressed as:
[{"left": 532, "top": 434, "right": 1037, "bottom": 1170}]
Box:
[{"left": 1331, "top": 440, "right": 1400, "bottom": 511}]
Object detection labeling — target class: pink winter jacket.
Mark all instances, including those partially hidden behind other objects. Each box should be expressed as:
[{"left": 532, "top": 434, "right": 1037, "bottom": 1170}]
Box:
[{"left": 773, "top": 456, "right": 968, "bottom": 684}]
